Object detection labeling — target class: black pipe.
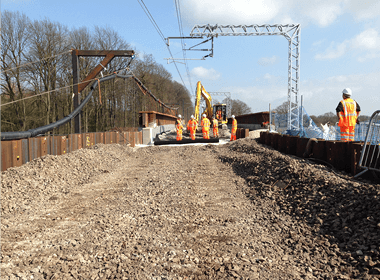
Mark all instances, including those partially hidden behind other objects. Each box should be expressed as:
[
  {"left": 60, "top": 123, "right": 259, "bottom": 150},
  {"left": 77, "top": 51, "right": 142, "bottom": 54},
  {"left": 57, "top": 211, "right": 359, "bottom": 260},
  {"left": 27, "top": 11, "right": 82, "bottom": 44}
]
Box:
[
  {"left": 1, "top": 73, "right": 166, "bottom": 141},
  {"left": 154, "top": 138, "right": 219, "bottom": 145},
  {"left": 1, "top": 75, "right": 117, "bottom": 141}
]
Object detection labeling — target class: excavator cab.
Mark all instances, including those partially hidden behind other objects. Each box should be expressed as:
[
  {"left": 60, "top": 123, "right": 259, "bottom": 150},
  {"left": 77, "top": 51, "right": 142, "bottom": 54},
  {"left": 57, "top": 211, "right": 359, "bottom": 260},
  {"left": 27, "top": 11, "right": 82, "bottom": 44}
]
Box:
[{"left": 213, "top": 104, "right": 227, "bottom": 125}]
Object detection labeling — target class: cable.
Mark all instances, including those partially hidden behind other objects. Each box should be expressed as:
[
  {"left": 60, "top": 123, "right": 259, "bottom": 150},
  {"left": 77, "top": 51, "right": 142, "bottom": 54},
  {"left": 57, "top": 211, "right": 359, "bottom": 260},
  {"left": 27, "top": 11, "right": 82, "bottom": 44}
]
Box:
[
  {"left": 137, "top": 0, "right": 166, "bottom": 43},
  {"left": 174, "top": 0, "right": 193, "bottom": 94},
  {"left": 136, "top": 0, "right": 189, "bottom": 94},
  {"left": 0, "top": 50, "right": 71, "bottom": 74},
  {"left": 1, "top": 68, "right": 126, "bottom": 107}
]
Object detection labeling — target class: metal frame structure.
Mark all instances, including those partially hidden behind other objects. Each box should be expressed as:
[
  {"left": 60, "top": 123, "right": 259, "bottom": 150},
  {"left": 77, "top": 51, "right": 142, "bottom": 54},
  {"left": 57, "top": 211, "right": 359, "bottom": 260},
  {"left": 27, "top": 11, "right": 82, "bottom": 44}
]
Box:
[
  {"left": 189, "top": 24, "right": 301, "bottom": 131},
  {"left": 71, "top": 49, "right": 135, "bottom": 133},
  {"left": 354, "top": 110, "right": 380, "bottom": 178}
]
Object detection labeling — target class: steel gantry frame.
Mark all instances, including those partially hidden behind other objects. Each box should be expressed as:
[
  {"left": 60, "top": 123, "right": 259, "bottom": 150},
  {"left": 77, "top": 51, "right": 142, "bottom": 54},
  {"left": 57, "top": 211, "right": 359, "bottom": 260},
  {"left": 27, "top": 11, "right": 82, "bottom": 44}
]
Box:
[{"left": 189, "top": 24, "right": 301, "bottom": 131}]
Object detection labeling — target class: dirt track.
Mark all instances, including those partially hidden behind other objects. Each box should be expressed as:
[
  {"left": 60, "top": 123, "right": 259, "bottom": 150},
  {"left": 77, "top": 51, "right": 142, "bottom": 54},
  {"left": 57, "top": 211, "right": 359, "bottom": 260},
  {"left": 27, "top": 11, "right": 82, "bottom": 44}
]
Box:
[{"left": 1, "top": 138, "right": 380, "bottom": 279}]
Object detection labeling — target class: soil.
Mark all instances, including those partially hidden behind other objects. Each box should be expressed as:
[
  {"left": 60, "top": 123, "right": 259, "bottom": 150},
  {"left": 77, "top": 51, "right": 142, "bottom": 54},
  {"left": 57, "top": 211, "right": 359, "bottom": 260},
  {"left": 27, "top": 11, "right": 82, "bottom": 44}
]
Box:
[{"left": 1, "top": 138, "right": 379, "bottom": 280}]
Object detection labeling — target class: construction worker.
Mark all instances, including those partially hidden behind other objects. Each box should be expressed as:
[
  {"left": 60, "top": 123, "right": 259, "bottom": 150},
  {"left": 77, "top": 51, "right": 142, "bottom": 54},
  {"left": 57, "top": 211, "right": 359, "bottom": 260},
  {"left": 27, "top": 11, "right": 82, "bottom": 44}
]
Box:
[
  {"left": 176, "top": 115, "right": 183, "bottom": 141},
  {"left": 201, "top": 114, "right": 211, "bottom": 139},
  {"left": 187, "top": 115, "right": 198, "bottom": 140},
  {"left": 212, "top": 117, "right": 219, "bottom": 138},
  {"left": 217, "top": 109, "right": 222, "bottom": 121},
  {"left": 230, "top": 115, "right": 237, "bottom": 141},
  {"left": 336, "top": 88, "right": 361, "bottom": 142}
]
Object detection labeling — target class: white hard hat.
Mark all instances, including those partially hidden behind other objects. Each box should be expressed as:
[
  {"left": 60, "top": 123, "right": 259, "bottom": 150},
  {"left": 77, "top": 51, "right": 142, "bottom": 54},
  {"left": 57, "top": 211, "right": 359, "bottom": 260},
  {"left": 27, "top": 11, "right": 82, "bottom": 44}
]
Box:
[
  {"left": 232, "top": 115, "right": 235, "bottom": 119},
  {"left": 202, "top": 114, "right": 206, "bottom": 118},
  {"left": 191, "top": 115, "right": 194, "bottom": 119},
  {"left": 342, "top": 88, "right": 352, "bottom": 96},
  {"left": 178, "top": 114, "right": 181, "bottom": 118}
]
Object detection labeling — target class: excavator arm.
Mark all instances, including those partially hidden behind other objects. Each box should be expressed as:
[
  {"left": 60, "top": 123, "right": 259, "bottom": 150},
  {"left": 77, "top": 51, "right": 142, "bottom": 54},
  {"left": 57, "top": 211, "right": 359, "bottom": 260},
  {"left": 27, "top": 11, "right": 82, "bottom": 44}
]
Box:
[{"left": 194, "top": 81, "right": 213, "bottom": 123}]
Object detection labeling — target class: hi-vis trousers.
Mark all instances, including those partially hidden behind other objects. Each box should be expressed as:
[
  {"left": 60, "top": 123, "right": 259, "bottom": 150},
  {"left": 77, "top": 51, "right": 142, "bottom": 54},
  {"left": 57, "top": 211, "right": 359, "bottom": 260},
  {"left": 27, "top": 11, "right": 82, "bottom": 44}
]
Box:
[{"left": 340, "top": 126, "right": 355, "bottom": 142}]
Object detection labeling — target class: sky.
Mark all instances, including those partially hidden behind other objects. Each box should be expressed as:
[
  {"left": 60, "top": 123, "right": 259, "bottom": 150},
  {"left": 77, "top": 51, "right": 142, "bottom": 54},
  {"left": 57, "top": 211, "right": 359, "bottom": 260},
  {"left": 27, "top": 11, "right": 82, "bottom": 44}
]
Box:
[{"left": 2, "top": 0, "right": 380, "bottom": 117}]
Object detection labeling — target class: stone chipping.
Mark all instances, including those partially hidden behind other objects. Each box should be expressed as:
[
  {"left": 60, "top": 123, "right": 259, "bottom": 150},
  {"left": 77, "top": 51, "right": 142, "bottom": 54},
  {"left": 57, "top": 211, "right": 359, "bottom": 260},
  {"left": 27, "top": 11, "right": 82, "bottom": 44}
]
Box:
[{"left": 1, "top": 138, "right": 379, "bottom": 280}]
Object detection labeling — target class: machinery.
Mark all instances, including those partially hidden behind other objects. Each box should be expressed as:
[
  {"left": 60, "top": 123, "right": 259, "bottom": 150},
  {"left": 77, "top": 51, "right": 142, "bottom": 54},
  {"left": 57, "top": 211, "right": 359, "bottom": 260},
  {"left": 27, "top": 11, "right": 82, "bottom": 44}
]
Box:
[{"left": 194, "top": 81, "right": 227, "bottom": 125}]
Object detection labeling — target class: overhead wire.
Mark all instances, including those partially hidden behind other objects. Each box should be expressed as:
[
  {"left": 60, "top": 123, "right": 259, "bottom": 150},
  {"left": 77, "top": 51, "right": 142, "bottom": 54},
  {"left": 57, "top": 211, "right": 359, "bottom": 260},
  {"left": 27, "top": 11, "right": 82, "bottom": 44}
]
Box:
[
  {"left": 136, "top": 0, "right": 189, "bottom": 95},
  {"left": 174, "top": 0, "right": 194, "bottom": 94},
  {"left": 1, "top": 68, "right": 126, "bottom": 107},
  {"left": 0, "top": 50, "right": 71, "bottom": 74},
  {"left": 136, "top": 0, "right": 166, "bottom": 42}
]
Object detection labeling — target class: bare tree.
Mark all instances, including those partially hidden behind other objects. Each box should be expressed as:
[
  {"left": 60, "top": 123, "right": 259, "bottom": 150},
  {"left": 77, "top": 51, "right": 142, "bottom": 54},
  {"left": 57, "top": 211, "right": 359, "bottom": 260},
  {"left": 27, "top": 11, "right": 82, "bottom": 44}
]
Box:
[
  {"left": 274, "top": 101, "right": 298, "bottom": 115},
  {"left": 223, "top": 97, "right": 251, "bottom": 116},
  {"left": 1, "top": 10, "right": 31, "bottom": 130},
  {"left": 26, "top": 18, "right": 70, "bottom": 131}
]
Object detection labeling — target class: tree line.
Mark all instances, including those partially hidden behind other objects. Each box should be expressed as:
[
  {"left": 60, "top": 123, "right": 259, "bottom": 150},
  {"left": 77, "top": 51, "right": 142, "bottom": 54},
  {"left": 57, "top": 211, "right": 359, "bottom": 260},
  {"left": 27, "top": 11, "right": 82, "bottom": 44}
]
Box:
[{"left": 1, "top": 10, "right": 193, "bottom": 134}]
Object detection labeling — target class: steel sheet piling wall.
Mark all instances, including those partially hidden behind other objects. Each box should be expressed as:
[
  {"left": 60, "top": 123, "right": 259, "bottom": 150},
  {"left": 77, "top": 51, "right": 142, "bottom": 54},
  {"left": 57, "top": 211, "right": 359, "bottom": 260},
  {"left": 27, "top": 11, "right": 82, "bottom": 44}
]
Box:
[
  {"left": 1, "top": 130, "right": 142, "bottom": 171},
  {"left": 259, "top": 131, "right": 366, "bottom": 177}
]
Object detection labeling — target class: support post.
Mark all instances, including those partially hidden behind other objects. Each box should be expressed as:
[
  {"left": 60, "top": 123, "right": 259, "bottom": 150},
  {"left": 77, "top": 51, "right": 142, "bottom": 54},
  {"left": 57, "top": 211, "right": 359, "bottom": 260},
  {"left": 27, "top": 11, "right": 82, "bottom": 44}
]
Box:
[
  {"left": 72, "top": 50, "right": 81, "bottom": 133},
  {"left": 71, "top": 49, "right": 135, "bottom": 134},
  {"left": 269, "top": 103, "right": 272, "bottom": 132}
]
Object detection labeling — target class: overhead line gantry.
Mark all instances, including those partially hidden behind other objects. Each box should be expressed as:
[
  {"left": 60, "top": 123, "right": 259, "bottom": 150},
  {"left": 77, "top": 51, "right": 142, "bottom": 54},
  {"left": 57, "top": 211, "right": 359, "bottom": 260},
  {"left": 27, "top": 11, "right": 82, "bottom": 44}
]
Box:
[{"left": 167, "top": 24, "right": 301, "bottom": 132}]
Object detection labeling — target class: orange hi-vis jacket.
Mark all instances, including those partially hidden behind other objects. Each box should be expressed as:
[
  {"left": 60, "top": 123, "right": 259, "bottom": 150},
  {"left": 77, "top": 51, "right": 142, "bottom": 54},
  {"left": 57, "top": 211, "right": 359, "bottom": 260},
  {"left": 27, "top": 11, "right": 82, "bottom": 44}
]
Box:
[
  {"left": 212, "top": 119, "right": 218, "bottom": 128},
  {"left": 338, "top": 98, "right": 357, "bottom": 127},
  {"left": 201, "top": 117, "right": 210, "bottom": 139},
  {"left": 176, "top": 120, "right": 183, "bottom": 141},
  {"left": 201, "top": 117, "right": 210, "bottom": 131},
  {"left": 187, "top": 119, "right": 197, "bottom": 131},
  {"left": 232, "top": 119, "right": 237, "bottom": 131},
  {"left": 176, "top": 120, "right": 183, "bottom": 131},
  {"left": 212, "top": 119, "right": 219, "bottom": 137},
  {"left": 231, "top": 119, "right": 237, "bottom": 141},
  {"left": 187, "top": 119, "right": 198, "bottom": 140}
]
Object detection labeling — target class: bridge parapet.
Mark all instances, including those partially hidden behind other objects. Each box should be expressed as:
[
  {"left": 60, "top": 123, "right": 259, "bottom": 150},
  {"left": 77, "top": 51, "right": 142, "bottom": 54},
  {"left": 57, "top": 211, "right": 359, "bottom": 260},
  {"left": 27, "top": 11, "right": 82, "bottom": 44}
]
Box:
[{"left": 139, "top": 111, "right": 177, "bottom": 128}]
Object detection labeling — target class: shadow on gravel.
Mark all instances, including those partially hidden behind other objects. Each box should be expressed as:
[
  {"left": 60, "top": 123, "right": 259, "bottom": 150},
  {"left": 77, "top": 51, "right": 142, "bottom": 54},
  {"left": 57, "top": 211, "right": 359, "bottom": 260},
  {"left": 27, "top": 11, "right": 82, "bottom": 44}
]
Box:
[{"left": 217, "top": 138, "right": 380, "bottom": 279}]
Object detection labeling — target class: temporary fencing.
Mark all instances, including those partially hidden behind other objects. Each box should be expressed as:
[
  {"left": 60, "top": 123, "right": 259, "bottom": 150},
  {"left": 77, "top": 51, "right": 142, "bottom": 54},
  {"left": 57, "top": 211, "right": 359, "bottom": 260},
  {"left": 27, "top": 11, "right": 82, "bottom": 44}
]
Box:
[
  {"left": 354, "top": 110, "right": 380, "bottom": 178},
  {"left": 272, "top": 106, "right": 372, "bottom": 142}
]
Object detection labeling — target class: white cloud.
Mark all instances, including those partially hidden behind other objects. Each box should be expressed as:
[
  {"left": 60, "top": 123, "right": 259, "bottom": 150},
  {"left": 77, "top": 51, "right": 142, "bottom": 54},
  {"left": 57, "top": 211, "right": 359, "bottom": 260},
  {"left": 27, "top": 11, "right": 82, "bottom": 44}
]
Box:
[
  {"left": 296, "top": 0, "right": 344, "bottom": 27},
  {"left": 353, "top": 29, "right": 380, "bottom": 50},
  {"left": 206, "top": 71, "right": 379, "bottom": 116},
  {"left": 315, "top": 28, "right": 380, "bottom": 61},
  {"left": 258, "top": 55, "right": 279, "bottom": 66},
  {"left": 181, "top": 0, "right": 282, "bottom": 25},
  {"left": 263, "top": 73, "right": 272, "bottom": 79},
  {"left": 190, "top": 66, "right": 221, "bottom": 80},
  {"left": 181, "top": 0, "right": 379, "bottom": 28},
  {"left": 315, "top": 40, "right": 349, "bottom": 60},
  {"left": 346, "top": 0, "right": 380, "bottom": 20},
  {"left": 327, "top": 75, "right": 348, "bottom": 83},
  {"left": 301, "top": 72, "right": 380, "bottom": 116}
]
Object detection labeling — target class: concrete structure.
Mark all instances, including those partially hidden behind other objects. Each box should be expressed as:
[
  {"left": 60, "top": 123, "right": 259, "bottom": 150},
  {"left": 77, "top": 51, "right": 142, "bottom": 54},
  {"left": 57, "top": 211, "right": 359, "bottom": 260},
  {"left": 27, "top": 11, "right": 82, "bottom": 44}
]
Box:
[{"left": 142, "top": 125, "right": 175, "bottom": 145}]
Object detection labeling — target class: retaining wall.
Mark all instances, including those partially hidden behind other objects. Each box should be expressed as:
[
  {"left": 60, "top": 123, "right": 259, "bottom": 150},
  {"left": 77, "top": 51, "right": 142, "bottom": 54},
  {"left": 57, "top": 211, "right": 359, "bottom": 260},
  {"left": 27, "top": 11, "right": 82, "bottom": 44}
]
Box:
[
  {"left": 1, "top": 131, "right": 142, "bottom": 171},
  {"left": 259, "top": 131, "right": 366, "bottom": 176}
]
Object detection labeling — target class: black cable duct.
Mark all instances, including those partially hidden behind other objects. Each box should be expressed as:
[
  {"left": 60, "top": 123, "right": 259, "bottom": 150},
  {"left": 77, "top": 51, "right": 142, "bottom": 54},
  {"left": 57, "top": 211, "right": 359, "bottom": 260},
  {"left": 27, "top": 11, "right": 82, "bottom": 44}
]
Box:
[{"left": 1, "top": 74, "right": 132, "bottom": 141}]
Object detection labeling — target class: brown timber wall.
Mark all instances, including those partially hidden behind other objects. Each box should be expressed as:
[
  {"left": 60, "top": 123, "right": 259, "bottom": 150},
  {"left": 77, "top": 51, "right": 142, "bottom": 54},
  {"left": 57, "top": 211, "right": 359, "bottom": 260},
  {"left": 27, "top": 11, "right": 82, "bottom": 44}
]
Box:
[{"left": 1, "top": 131, "right": 142, "bottom": 171}]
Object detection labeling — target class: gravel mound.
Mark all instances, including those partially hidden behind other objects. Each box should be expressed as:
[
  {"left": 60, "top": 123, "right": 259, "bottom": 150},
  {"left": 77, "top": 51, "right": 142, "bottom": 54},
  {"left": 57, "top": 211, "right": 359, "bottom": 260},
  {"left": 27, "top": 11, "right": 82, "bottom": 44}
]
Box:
[{"left": 1, "top": 139, "right": 379, "bottom": 279}]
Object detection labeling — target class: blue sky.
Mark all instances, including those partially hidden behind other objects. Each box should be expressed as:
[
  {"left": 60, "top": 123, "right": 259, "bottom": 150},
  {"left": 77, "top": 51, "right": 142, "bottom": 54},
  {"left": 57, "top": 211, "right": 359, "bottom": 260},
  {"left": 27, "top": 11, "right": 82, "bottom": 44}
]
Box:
[{"left": 2, "top": 0, "right": 380, "bottom": 116}]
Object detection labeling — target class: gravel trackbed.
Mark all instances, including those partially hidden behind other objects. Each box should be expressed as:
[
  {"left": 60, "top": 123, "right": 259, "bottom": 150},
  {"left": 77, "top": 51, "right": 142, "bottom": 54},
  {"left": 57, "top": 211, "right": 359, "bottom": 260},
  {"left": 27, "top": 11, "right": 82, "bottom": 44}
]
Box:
[{"left": 1, "top": 138, "right": 379, "bottom": 279}]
